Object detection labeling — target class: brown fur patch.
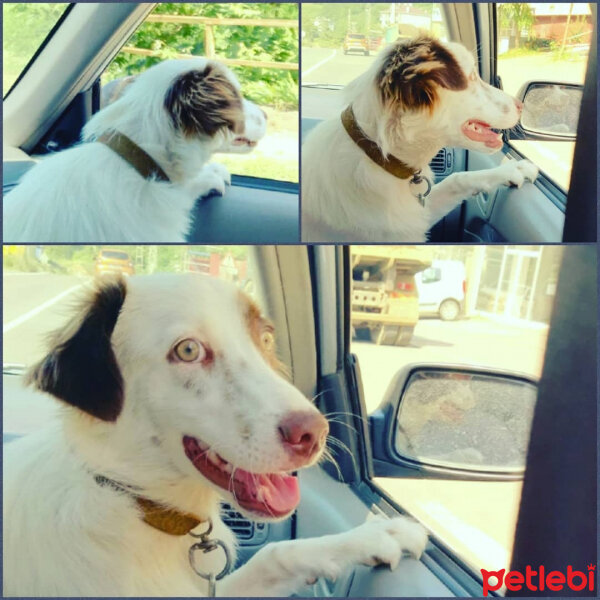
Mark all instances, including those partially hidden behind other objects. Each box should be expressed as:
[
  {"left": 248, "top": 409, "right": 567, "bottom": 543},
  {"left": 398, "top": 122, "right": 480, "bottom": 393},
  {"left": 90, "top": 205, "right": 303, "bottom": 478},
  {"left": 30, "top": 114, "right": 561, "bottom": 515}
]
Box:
[
  {"left": 164, "top": 63, "right": 244, "bottom": 138},
  {"left": 377, "top": 36, "right": 468, "bottom": 113},
  {"left": 26, "top": 277, "right": 127, "bottom": 422},
  {"left": 240, "top": 292, "right": 287, "bottom": 374}
]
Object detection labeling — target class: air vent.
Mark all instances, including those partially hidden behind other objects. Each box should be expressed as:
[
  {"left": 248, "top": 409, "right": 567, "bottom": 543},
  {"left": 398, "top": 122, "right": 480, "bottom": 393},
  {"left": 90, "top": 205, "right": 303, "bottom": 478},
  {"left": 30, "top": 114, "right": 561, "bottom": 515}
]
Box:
[
  {"left": 430, "top": 148, "right": 451, "bottom": 174},
  {"left": 221, "top": 503, "right": 254, "bottom": 540}
]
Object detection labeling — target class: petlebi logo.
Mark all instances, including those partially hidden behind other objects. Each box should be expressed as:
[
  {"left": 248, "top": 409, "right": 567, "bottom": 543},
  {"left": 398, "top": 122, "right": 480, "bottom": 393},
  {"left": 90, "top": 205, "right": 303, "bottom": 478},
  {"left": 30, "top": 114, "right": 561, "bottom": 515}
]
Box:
[{"left": 481, "top": 564, "right": 596, "bottom": 596}]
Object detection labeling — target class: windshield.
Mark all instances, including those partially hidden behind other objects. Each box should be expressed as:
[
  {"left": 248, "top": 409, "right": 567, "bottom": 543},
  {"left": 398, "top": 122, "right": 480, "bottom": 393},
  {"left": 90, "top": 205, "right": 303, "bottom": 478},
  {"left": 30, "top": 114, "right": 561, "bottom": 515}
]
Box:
[
  {"left": 302, "top": 3, "right": 448, "bottom": 87},
  {"left": 3, "top": 3, "right": 70, "bottom": 97}
]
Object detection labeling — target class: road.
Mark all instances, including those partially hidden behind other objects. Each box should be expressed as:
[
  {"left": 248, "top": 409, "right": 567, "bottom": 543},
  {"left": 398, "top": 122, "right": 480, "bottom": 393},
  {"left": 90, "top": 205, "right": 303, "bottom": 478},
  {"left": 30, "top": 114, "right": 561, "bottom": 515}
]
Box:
[
  {"left": 3, "top": 273, "right": 90, "bottom": 434},
  {"left": 302, "top": 47, "right": 378, "bottom": 85},
  {"left": 3, "top": 272, "right": 88, "bottom": 366},
  {"left": 354, "top": 316, "right": 547, "bottom": 413}
]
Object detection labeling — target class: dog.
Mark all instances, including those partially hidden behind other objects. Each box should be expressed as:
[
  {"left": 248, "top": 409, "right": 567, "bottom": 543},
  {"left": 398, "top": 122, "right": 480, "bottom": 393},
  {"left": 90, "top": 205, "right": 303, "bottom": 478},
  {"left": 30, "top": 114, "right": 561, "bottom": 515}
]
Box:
[
  {"left": 3, "top": 274, "right": 427, "bottom": 596},
  {"left": 302, "top": 36, "right": 539, "bottom": 242},
  {"left": 3, "top": 58, "right": 267, "bottom": 243}
]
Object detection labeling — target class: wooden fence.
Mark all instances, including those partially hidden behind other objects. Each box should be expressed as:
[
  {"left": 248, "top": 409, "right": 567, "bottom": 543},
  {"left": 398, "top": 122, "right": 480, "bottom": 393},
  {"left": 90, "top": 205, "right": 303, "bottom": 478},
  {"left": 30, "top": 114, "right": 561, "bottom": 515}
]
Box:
[{"left": 121, "top": 14, "right": 298, "bottom": 71}]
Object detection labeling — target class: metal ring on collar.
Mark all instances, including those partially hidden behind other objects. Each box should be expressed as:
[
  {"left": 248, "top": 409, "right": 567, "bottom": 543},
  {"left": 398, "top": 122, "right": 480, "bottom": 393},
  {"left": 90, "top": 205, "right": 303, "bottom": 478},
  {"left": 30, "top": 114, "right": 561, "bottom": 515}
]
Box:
[
  {"left": 409, "top": 174, "right": 432, "bottom": 199},
  {"left": 188, "top": 539, "right": 232, "bottom": 581}
]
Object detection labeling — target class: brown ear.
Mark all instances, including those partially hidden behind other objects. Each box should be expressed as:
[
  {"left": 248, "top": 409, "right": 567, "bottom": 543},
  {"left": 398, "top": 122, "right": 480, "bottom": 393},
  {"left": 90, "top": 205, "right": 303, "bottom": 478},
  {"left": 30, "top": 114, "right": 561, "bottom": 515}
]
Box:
[
  {"left": 164, "top": 64, "right": 244, "bottom": 137},
  {"left": 377, "top": 36, "right": 468, "bottom": 113},
  {"left": 26, "top": 278, "right": 127, "bottom": 422}
]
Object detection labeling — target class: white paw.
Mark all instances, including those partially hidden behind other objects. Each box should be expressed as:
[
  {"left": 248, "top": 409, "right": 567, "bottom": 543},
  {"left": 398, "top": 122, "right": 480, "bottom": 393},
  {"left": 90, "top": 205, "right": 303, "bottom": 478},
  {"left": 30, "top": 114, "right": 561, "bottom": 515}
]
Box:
[
  {"left": 353, "top": 516, "right": 428, "bottom": 569},
  {"left": 203, "top": 162, "right": 231, "bottom": 186},
  {"left": 500, "top": 160, "right": 539, "bottom": 188}
]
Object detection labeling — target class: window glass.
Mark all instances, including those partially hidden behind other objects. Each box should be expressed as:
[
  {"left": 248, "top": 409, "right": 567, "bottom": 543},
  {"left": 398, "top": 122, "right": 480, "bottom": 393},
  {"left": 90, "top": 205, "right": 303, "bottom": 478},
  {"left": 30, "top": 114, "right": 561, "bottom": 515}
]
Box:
[
  {"left": 496, "top": 3, "right": 591, "bottom": 191},
  {"left": 302, "top": 3, "right": 448, "bottom": 89},
  {"left": 3, "top": 245, "right": 263, "bottom": 436},
  {"left": 351, "top": 244, "right": 561, "bottom": 575},
  {"left": 3, "top": 2, "right": 69, "bottom": 96},
  {"left": 103, "top": 3, "right": 298, "bottom": 182}
]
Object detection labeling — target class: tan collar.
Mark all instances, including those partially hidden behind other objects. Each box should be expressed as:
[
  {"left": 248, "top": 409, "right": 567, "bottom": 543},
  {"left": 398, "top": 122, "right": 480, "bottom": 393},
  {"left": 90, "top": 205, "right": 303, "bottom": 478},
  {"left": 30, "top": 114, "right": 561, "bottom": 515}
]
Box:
[
  {"left": 97, "top": 130, "right": 171, "bottom": 183},
  {"left": 95, "top": 475, "right": 203, "bottom": 536},
  {"left": 341, "top": 105, "right": 417, "bottom": 180}
]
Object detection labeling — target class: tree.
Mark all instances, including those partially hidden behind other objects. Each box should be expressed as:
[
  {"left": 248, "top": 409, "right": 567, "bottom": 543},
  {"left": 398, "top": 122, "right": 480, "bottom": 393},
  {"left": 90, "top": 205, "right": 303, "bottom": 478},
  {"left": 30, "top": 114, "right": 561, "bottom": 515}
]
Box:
[{"left": 498, "top": 3, "right": 535, "bottom": 49}]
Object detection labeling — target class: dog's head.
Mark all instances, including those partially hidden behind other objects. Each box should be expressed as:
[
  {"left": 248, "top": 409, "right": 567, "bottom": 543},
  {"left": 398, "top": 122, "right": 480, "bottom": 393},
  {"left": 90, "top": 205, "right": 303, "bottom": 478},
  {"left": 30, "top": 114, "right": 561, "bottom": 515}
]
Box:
[
  {"left": 349, "top": 36, "right": 522, "bottom": 156},
  {"left": 87, "top": 58, "right": 266, "bottom": 153},
  {"left": 27, "top": 274, "right": 327, "bottom": 521}
]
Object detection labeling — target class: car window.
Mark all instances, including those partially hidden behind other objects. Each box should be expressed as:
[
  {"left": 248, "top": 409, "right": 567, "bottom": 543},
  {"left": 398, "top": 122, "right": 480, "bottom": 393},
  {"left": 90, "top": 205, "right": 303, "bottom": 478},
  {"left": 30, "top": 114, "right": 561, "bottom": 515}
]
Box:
[
  {"left": 496, "top": 3, "right": 592, "bottom": 191},
  {"left": 3, "top": 245, "right": 265, "bottom": 436},
  {"left": 102, "top": 3, "right": 298, "bottom": 183},
  {"left": 350, "top": 244, "right": 561, "bottom": 575},
  {"left": 3, "top": 2, "right": 70, "bottom": 97},
  {"left": 302, "top": 3, "right": 448, "bottom": 90}
]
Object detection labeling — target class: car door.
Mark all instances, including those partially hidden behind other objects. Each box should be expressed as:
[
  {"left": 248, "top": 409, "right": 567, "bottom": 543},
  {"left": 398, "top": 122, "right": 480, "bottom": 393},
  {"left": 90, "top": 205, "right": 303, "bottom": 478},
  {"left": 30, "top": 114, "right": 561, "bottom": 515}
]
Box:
[
  {"left": 440, "top": 2, "right": 594, "bottom": 244},
  {"left": 2, "top": 3, "right": 299, "bottom": 244},
  {"left": 292, "top": 243, "right": 595, "bottom": 597}
]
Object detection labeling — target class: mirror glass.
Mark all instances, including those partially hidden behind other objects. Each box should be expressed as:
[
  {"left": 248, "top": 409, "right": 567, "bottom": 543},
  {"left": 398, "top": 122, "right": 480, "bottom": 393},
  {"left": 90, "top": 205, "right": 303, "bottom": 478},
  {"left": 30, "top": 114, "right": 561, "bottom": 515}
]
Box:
[
  {"left": 395, "top": 369, "right": 537, "bottom": 471},
  {"left": 521, "top": 83, "right": 582, "bottom": 137}
]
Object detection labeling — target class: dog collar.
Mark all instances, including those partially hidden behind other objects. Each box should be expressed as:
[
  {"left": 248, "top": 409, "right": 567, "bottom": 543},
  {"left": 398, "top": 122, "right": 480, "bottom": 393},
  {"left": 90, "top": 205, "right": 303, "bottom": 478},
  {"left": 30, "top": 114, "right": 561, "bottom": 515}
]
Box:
[
  {"left": 341, "top": 105, "right": 418, "bottom": 180},
  {"left": 95, "top": 474, "right": 204, "bottom": 536},
  {"left": 97, "top": 130, "right": 171, "bottom": 183}
]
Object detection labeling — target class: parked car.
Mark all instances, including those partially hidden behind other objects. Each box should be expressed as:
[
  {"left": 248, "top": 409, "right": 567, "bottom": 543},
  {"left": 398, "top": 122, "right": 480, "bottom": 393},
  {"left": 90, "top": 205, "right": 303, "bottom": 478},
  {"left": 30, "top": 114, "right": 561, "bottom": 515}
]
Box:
[
  {"left": 94, "top": 249, "right": 134, "bottom": 277},
  {"left": 343, "top": 33, "right": 369, "bottom": 56},
  {"left": 416, "top": 260, "right": 466, "bottom": 321}
]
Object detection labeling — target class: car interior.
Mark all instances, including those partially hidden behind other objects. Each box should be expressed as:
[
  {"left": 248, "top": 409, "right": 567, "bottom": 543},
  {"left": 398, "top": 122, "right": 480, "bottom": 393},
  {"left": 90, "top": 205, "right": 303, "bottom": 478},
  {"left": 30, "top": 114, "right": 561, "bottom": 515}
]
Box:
[
  {"left": 300, "top": 3, "right": 597, "bottom": 243},
  {"left": 2, "top": 3, "right": 299, "bottom": 244},
  {"left": 4, "top": 244, "right": 595, "bottom": 597}
]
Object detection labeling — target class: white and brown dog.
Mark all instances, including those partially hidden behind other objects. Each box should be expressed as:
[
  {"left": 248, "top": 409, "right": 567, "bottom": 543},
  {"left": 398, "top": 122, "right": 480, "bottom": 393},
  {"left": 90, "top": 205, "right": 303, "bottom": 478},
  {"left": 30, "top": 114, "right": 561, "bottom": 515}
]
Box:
[
  {"left": 3, "top": 274, "right": 427, "bottom": 597},
  {"left": 3, "top": 58, "right": 267, "bottom": 243},
  {"left": 302, "top": 36, "right": 539, "bottom": 242}
]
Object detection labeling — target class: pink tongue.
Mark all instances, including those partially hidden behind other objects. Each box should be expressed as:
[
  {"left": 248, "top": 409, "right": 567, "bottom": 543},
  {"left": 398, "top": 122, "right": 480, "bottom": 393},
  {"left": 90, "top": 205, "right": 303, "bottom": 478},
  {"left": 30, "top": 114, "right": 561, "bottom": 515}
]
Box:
[
  {"left": 233, "top": 470, "right": 300, "bottom": 514},
  {"left": 462, "top": 120, "right": 501, "bottom": 148}
]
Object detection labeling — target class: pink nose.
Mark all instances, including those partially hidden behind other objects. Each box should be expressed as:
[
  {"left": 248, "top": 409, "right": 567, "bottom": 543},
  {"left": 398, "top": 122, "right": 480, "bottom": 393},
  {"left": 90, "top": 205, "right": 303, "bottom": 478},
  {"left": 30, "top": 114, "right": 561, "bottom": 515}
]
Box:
[
  {"left": 278, "top": 411, "right": 329, "bottom": 459},
  {"left": 514, "top": 98, "right": 523, "bottom": 113}
]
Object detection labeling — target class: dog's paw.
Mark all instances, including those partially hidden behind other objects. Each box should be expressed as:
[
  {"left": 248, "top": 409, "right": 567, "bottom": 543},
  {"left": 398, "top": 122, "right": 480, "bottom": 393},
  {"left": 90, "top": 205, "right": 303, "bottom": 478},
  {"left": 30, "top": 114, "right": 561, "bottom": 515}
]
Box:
[
  {"left": 499, "top": 160, "right": 539, "bottom": 188},
  {"left": 351, "top": 516, "right": 428, "bottom": 570},
  {"left": 203, "top": 162, "right": 231, "bottom": 187},
  {"left": 191, "top": 163, "right": 231, "bottom": 198}
]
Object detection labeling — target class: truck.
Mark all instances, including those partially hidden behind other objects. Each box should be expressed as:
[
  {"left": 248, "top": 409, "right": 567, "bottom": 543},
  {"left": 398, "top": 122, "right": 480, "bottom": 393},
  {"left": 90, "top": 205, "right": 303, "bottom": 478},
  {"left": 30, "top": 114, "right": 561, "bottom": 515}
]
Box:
[{"left": 351, "top": 246, "right": 432, "bottom": 346}]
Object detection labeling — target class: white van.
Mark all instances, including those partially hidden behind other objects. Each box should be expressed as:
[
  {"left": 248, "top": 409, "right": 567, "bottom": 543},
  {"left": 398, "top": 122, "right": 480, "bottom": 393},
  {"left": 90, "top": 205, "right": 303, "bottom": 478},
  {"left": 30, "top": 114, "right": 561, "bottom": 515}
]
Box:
[{"left": 415, "top": 260, "right": 466, "bottom": 321}]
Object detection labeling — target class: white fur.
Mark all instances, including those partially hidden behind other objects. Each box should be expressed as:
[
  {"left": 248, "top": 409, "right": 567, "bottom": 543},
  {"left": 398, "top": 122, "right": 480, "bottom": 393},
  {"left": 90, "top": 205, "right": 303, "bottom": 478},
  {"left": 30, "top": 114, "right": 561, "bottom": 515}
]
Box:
[
  {"left": 302, "top": 40, "right": 539, "bottom": 242},
  {"left": 3, "top": 59, "right": 267, "bottom": 243},
  {"left": 3, "top": 274, "right": 427, "bottom": 597}
]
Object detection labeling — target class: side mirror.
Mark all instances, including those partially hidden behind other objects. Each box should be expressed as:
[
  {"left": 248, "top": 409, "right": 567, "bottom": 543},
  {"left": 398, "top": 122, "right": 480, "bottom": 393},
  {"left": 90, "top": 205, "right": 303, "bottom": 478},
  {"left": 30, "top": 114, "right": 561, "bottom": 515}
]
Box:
[
  {"left": 508, "top": 80, "right": 583, "bottom": 141},
  {"left": 370, "top": 364, "right": 537, "bottom": 480}
]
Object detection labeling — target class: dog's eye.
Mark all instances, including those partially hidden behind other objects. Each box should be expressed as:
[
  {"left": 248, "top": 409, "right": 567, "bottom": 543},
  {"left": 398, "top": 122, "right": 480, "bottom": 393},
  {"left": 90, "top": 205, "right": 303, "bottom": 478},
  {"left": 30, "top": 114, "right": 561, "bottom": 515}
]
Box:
[
  {"left": 261, "top": 331, "right": 275, "bottom": 351},
  {"left": 173, "top": 339, "right": 204, "bottom": 363}
]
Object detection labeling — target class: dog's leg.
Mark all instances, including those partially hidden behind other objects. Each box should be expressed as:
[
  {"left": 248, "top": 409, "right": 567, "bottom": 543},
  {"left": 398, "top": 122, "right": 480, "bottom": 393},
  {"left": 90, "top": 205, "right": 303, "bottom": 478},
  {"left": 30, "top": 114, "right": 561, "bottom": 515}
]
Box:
[
  {"left": 217, "top": 516, "right": 427, "bottom": 597},
  {"left": 426, "top": 159, "right": 539, "bottom": 226},
  {"left": 184, "top": 163, "right": 232, "bottom": 199}
]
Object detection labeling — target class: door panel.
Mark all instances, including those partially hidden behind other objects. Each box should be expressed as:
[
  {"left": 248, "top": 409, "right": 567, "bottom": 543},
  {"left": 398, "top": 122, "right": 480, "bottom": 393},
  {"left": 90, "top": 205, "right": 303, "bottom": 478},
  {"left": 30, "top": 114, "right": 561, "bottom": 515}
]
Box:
[{"left": 462, "top": 149, "right": 564, "bottom": 242}]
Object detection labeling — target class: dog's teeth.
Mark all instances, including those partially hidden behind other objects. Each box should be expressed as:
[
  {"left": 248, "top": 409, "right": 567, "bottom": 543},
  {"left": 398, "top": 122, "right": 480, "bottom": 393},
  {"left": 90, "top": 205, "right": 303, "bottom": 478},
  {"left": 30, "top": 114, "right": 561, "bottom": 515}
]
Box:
[
  {"left": 222, "top": 463, "right": 232, "bottom": 473},
  {"left": 206, "top": 450, "right": 219, "bottom": 464}
]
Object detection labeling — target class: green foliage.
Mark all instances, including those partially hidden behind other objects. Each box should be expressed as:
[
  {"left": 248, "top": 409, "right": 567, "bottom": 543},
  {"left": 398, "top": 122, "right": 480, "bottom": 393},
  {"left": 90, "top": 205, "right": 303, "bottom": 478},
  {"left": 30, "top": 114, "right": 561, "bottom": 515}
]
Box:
[
  {"left": 105, "top": 3, "right": 298, "bottom": 110},
  {"left": 498, "top": 3, "right": 535, "bottom": 48},
  {"left": 3, "top": 3, "right": 69, "bottom": 95}
]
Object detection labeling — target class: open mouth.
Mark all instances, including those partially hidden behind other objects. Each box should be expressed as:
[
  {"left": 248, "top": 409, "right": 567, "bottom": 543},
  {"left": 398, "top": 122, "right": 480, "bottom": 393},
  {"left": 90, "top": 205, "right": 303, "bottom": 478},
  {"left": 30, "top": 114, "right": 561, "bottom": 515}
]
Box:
[
  {"left": 232, "top": 136, "right": 257, "bottom": 148},
  {"left": 461, "top": 120, "right": 503, "bottom": 149},
  {"left": 183, "top": 435, "right": 300, "bottom": 518}
]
